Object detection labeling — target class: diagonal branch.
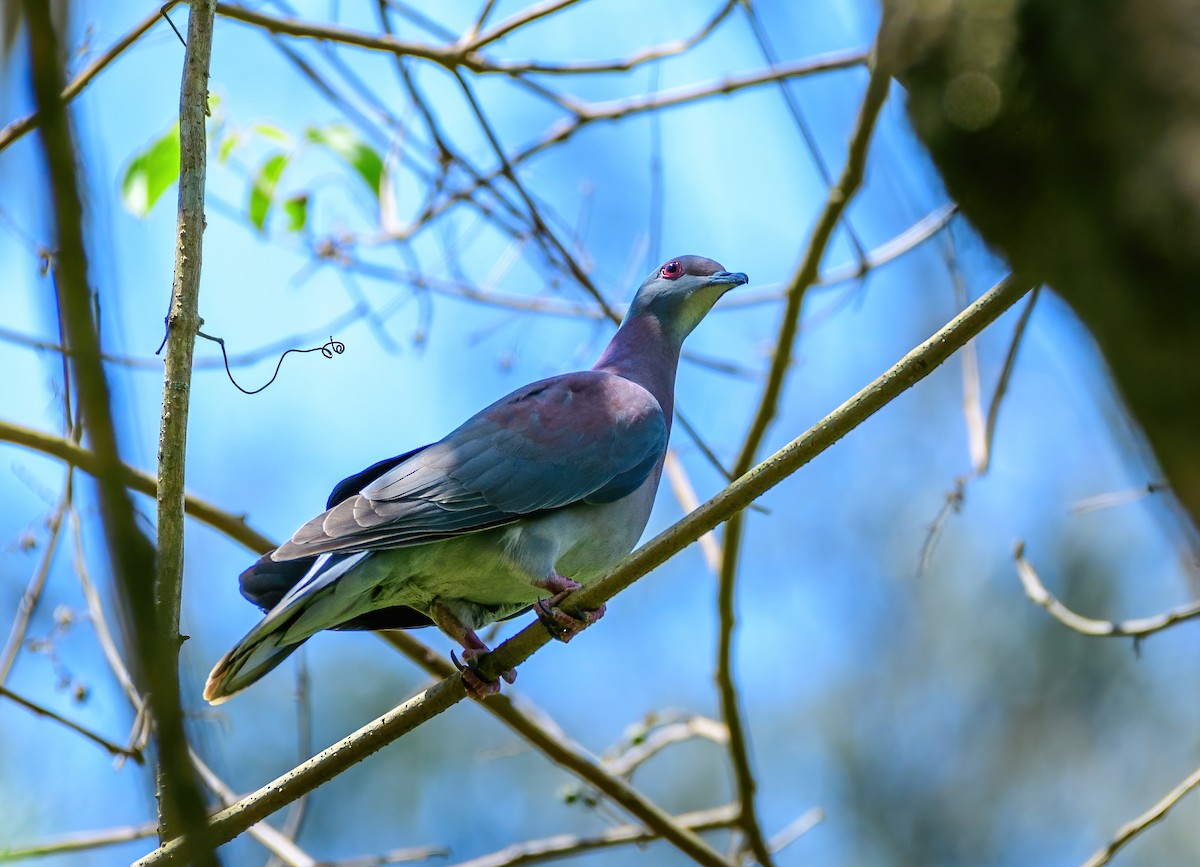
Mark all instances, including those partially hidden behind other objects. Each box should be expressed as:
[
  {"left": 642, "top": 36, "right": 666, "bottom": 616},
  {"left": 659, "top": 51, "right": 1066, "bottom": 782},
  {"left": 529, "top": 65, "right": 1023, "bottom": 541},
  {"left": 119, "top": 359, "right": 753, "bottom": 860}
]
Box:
[
  {"left": 1081, "top": 763, "right": 1200, "bottom": 867},
  {"left": 0, "top": 684, "right": 143, "bottom": 763},
  {"left": 134, "top": 273, "right": 1032, "bottom": 866},
  {"left": 0, "top": 419, "right": 275, "bottom": 554},
  {"left": 0, "top": 2, "right": 180, "bottom": 154},
  {"left": 382, "top": 630, "right": 727, "bottom": 866}
]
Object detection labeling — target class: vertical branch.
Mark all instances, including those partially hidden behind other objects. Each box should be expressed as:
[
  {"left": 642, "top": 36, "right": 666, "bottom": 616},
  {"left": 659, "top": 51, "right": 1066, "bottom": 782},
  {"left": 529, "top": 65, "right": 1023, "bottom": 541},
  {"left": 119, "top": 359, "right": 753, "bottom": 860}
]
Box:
[
  {"left": 154, "top": 0, "right": 218, "bottom": 848},
  {"left": 20, "top": 0, "right": 215, "bottom": 862},
  {"left": 716, "top": 58, "right": 892, "bottom": 867}
]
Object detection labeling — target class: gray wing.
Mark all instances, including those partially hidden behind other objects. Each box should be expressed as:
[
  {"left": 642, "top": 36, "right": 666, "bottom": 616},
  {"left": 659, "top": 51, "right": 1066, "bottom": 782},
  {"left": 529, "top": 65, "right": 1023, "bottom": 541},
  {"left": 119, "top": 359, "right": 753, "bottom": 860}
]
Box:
[{"left": 272, "top": 370, "right": 667, "bottom": 561}]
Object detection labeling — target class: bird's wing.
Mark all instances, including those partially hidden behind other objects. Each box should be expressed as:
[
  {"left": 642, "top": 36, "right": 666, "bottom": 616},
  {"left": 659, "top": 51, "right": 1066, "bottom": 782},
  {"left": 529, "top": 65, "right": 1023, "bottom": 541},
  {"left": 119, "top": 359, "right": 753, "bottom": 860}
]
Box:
[{"left": 271, "top": 371, "right": 667, "bottom": 560}]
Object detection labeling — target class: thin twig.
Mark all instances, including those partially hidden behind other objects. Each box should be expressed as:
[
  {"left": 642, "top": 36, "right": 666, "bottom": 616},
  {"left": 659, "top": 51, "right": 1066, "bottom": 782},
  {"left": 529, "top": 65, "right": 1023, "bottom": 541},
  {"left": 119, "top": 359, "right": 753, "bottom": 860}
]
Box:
[
  {"left": 663, "top": 451, "right": 722, "bottom": 574},
  {"left": 601, "top": 714, "right": 728, "bottom": 779},
  {"left": 0, "top": 821, "right": 159, "bottom": 861},
  {"left": 449, "top": 804, "right": 740, "bottom": 867},
  {"left": 0, "top": 478, "right": 72, "bottom": 685},
  {"left": 725, "top": 205, "right": 959, "bottom": 308},
  {"left": 1014, "top": 541, "right": 1200, "bottom": 641},
  {"left": 978, "top": 287, "right": 1038, "bottom": 474},
  {"left": 765, "top": 807, "right": 824, "bottom": 855},
  {"left": 452, "top": 71, "right": 619, "bottom": 322},
  {"left": 0, "top": 684, "right": 143, "bottom": 763},
  {"left": 1080, "top": 764, "right": 1200, "bottom": 867},
  {"left": 0, "top": 2, "right": 181, "bottom": 153},
  {"left": 135, "top": 273, "right": 1032, "bottom": 866}
]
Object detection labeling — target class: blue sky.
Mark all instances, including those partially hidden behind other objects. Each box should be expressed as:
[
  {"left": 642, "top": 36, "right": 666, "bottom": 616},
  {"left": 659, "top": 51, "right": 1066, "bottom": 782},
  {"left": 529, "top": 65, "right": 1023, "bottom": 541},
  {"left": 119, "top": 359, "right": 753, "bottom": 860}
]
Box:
[{"left": 2, "top": 2, "right": 1199, "bottom": 865}]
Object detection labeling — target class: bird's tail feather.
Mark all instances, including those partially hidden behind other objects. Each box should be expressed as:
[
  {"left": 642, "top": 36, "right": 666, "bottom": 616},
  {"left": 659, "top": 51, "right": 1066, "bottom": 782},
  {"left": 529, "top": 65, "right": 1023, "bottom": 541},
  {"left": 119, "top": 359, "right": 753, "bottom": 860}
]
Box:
[
  {"left": 204, "top": 552, "right": 370, "bottom": 704},
  {"left": 203, "top": 630, "right": 304, "bottom": 705}
]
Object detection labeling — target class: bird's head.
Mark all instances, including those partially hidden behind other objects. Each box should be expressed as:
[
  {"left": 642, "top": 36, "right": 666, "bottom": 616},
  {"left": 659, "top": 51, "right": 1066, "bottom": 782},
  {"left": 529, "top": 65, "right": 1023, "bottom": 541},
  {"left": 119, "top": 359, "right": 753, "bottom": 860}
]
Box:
[{"left": 626, "top": 255, "right": 748, "bottom": 345}]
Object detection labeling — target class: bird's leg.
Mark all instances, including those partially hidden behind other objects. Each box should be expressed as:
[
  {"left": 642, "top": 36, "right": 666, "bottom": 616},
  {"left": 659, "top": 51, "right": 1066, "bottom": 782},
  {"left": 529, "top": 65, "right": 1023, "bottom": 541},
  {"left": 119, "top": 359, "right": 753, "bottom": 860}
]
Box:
[
  {"left": 429, "top": 600, "right": 516, "bottom": 699},
  {"left": 532, "top": 572, "right": 606, "bottom": 644}
]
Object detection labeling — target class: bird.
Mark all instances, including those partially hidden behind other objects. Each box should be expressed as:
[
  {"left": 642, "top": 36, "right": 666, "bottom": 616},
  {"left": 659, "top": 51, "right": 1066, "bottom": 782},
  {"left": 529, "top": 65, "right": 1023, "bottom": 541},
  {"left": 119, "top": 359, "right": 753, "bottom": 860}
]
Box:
[{"left": 204, "top": 256, "right": 748, "bottom": 703}]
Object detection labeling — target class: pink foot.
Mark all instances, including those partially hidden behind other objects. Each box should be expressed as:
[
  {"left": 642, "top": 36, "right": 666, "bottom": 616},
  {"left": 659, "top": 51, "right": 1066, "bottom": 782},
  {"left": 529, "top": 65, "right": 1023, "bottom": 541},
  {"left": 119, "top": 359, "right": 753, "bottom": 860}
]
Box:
[
  {"left": 535, "top": 589, "right": 606, "bottom": 643},
  {"left": 452, "top": 648, "right": 516, "bottom": 700}
]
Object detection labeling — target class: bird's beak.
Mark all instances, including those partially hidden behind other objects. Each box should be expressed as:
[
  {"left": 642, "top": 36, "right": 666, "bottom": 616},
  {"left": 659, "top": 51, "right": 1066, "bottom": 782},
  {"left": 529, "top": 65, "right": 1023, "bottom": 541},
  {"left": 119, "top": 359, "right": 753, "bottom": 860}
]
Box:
[{"left": 709, "top": 271, "right": 749, "bottom": 290}]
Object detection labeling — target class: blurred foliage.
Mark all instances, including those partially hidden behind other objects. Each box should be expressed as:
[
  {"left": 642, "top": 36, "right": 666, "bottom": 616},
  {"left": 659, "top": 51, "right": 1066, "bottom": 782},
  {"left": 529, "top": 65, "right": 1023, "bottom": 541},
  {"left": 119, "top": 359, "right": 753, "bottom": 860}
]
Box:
[{"left": 881, "top": 0, "right": 1200, "bottom": 544}]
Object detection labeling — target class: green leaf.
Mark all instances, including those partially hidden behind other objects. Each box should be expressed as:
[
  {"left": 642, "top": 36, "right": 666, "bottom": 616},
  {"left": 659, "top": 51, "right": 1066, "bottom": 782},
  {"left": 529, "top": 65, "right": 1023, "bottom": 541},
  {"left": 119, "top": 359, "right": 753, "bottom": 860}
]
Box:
[
  {"left": 283, "top": 193, "right": 309, "bottom": 232},
  {"left": 248, "top": 152, "right": 290, "bottom": 232},
  {"left": 306, "top": 124, "right": 383, "bottom": 200},
  {"left": 252, "top": 123, "right": 293, "bottom": 145},
  {"left": 217, "top": 130, "right": 241, "bottom": 164},
  {"left": 121, "top": 124, "right": 181, "bottom": 217}
]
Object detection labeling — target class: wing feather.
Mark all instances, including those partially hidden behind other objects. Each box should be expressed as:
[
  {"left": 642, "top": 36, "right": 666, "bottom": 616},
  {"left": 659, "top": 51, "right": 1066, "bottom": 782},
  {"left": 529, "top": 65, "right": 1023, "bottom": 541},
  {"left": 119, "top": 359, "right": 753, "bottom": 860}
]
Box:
[{"left": 272, "top": 371, "right": 666, "bottom": 561}]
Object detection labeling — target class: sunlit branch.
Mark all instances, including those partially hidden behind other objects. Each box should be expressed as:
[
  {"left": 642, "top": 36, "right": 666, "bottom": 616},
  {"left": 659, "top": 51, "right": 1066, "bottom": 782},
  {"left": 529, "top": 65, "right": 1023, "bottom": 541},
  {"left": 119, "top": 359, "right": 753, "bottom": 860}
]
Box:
[
  {"left": 190, "top": 750, "right": 318, "bottom": 866},
  {"left": 477, "top": 0, "right": 738, "bottom": 74},
  {"left": 1080, "top": 763, "right": 1200, "bottom": 867},
  {"left": 155, "top": 0, "right": 218, "bottom": 837},
  {"left": 723, "top": 205, "right": 959, "bottom": 308},
  {"left": 1014, "top": 541, "right": 1200, "bottom": 641}
]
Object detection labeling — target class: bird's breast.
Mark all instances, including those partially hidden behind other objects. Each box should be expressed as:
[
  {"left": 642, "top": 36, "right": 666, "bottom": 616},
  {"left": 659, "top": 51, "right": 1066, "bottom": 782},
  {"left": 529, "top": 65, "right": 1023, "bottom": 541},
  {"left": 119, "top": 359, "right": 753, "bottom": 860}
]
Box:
[{"left": 516, "top": 462, "right": 663, "bottom": 584}]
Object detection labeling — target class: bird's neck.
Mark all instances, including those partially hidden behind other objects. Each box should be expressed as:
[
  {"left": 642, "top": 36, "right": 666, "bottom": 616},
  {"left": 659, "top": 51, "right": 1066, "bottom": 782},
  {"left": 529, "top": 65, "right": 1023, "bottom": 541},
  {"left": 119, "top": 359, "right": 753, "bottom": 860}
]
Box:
[{"left": 593, "top": 313, "right": 680, "bottom": 420}]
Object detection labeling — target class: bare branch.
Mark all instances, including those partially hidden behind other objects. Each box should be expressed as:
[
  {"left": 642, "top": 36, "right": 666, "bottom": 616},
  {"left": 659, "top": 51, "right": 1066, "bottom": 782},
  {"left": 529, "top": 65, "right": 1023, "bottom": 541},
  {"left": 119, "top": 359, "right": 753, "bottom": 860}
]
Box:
[
  {"left": 0, "top": 420, "right": 275, "bottom": 555},
  {"left": 214, "top": 4, "right": 485, "bottom": 69},
  {"left": 1014, "top": 541, "right": 1200, "bottom": 640},
  {"left": 1080, "top": 764, "right": 1200, "bottom": 867},
  {"left": 715, "top": 53, "right": 892, "bottom": 867},
  {"left": 0, "top": 684, "right": 143, "bottom": 763},
  {"left": 663, "top": 451, "right": 722, "bottom": 575},
  {"left": 468, "top": 0, "right": 583, "bottom": 50},
  {"left": 382, "top": 630, "right": 732, "bottom": 867},
  {"left": 765, "top": 807, "right": 824, "bottom": 855},
  {"left": 0, "top": 477, "right": 71, "bottom": 685},
  {"left": 450, "top": 804, "right": 739, "bottom": 867},
  {"left": 477, "top": 1, "right": 738, "bottom": 74},
  {"left": 0, "top": 2, "right": 180, "bottom": 154},
  {"left": 21, "top": 0, "right": 213, "bottom": 859},
  {"left": 0, "top": 821, "right": 158, "bottom": 861},
  {"left": 153, "top": 0, "right": 218, "bottom": 844},
  {"left": 190, "top": 751, "right": 318, "bottom": 866}
]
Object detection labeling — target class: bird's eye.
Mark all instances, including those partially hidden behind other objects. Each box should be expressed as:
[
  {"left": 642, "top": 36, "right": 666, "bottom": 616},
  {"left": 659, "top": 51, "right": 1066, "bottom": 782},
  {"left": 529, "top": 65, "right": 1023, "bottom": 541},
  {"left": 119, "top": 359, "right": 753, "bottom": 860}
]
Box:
[{"left": 660, "top": 261, "right": 683, "bottom": 280}]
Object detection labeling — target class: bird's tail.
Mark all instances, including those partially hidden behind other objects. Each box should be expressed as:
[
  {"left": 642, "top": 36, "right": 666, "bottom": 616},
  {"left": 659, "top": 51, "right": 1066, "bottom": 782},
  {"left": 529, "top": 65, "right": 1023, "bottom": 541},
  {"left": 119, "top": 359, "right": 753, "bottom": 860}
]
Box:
[
  {"left": 203, "top": 630, "right": 304, "bottom": 705},
  {"left": 204, "top": 551, "right": 370, "bottom": 704}
]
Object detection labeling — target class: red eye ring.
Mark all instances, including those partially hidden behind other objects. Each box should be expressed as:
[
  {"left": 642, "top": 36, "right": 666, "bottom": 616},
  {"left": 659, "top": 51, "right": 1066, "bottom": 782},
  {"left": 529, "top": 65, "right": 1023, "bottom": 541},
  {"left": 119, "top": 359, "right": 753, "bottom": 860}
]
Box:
[{"left": 660, "top": 260, "right": 683, "bottom": 280}]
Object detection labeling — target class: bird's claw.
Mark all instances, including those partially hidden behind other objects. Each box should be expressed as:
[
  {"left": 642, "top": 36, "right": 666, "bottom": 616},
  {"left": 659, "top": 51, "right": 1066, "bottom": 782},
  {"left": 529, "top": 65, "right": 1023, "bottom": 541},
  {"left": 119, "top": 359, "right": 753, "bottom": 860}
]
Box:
[
  {"left": 451, "top": 649, "right": 515, "bottom": 699},
  {"left": 535, "top": 591, "right": 606, "bottom": 643}
]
